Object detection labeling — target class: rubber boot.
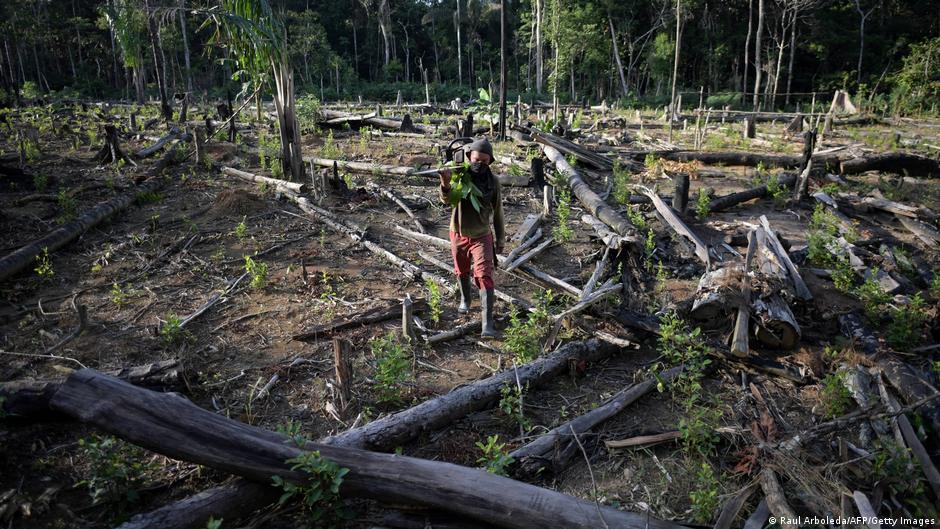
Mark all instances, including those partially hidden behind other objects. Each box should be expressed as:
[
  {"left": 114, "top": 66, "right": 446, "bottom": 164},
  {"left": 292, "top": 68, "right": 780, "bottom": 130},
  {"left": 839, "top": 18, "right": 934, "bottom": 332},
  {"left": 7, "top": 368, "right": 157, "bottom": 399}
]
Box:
[
  {"left": 480, "top": 288, "right": 497, "bottom": 338},
  {"left": 457, "top": 274, "right": 473, "bottom": 313}
]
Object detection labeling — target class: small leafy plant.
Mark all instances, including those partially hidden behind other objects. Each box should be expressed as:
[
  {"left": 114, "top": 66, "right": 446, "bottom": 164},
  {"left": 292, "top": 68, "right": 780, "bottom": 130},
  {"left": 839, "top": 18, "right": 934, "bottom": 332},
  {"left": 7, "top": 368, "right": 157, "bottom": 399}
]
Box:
[
  {"left": 234, "top": 215, "right": 248, "bottom": 241},
  {"left": 475, "top": 434, "right": 514, "bottom": 476},
  {"left": 819, "top": 370, "right": 852, "bottom": 418},
  {"left": 110, "top": 283, "right": 128, "bottom": 307},
  {"left": 695, "top": 188, "right": 710, "bottom": 219},
  {"left": 77, "top": 435, "right": 154, "bottom": 508},
  {"left": 425, "top": 277, "right": 443, "bottom": 325},
  {"left": 689, "top": 462, "right": 721, "bottom": 523},
  {"left": 160, "top": 314, "right": 184, "bottom": 345},
  {"left": 503, "top": 291, "right": 554, "bottom": 364},
  {"left": 370, "top": 332, "right": 412, "bottom": 404},
  {"left": 498, "top": 382, "right": 531, "bottom": 432},
  {"left": 553, "top": 186, "right": 573, "bottom": 242},
  {"left": 34, "top": 247, "right": 54, "bottom": 278},
  {"left": 244, "top": 255, "right": 268, "bottom": 289},
  {"left": 272, "top": 449, "right": 349, "bottom": 528},
  {"left": 886, "top": 293, "right": 927, "bottom": 351}
]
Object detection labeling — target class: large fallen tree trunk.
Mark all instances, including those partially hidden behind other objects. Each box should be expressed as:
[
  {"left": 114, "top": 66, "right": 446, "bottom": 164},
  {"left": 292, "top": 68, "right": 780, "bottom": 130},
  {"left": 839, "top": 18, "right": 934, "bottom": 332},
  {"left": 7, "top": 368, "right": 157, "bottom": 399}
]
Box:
[
  {"left": 0, "top": 176, "right": 167, "bottom": 283},
  {"left": 52, "top": 369, "right": 685, "bottom": 529},
  {"left": 707, "top": 173, "right": 798, "bottom": 212},
  {"left": 840, "top": 152, "right": 940, "bottom": 178},
  {"left": 306, "top": 158, "right": 530, "bottom": 187},
  {"left": 530, "top": 129, "right": 617, "bottom": 170},
  {"left": 1, "top": 359, "right": 181, "bottom": 421},
  {"left": 541, "top": 144, "right": 638, "bottom": 239},
  {"left": 119, "top": 339, "right": 620, "bottom": 529}
]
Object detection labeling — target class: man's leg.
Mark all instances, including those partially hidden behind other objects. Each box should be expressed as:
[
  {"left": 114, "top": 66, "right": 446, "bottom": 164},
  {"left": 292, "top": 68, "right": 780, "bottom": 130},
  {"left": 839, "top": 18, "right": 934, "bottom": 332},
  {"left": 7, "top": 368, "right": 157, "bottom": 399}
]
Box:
[
  {"left": 449, "top": 231, "right": 474, "bottom": 313},
  {"left": 468, "top": 234, "right": 497, "bottom": 337}
]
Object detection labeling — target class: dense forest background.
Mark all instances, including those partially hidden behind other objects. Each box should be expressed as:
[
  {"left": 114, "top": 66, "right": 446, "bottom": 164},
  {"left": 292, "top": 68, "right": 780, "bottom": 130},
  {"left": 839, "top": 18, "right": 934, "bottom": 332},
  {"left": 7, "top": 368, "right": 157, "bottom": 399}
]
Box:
[{"left": 0, "top": 0, "right": 938, "bottom": 113}]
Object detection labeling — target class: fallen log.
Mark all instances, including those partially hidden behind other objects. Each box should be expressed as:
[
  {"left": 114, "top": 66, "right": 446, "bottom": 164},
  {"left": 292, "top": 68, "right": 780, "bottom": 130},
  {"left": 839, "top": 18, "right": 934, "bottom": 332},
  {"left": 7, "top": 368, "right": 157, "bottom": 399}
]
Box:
[
  {"left": 531, "top": 129, "right": 616, "bottom": 170},
  {"left": 293, "top": 300, "right": 427, "bottom": 341},
  {"left": 1, "top": 359, "right": 180, "bottom": 421},
  {"left": 368, "top": 183, "right": 426, "bottom": 233},
  {"left": 840, "top": 152, "right": 940, "bottom": 178},
  {"left": 112, "top": 338, "right": 647, "bottom": 529},
  {"left": 221, "top": 166, "right": 307, "bottom": 194},
  {"left": 759, "top": 469, "right": 798, "bottom": 529},
  {"left": 53, "top": 369, "right": 683, "bottom": 529},
  {"left": 541, "top": 144, "right": 638, "bottom": 239},
  {"left": 622, "top": 150, "right": 838, "bottom": 171},
  {"left": 0, "top": 176, "right": 168, "bottom": 284},
  {"left": 136, "top": 127, "right": 183, "bottom": 158},
  {"left": 502, "top": 228, "right": 543, "bottom": 266},
  {"left": 509, "top": 365, "right": 684, "bottom": 478},
  {"left": 706, "top": 173, "right": 798, "bottom": 212},
  {"left": 640, "top": 185, "right": 710, "bottom": 267}
]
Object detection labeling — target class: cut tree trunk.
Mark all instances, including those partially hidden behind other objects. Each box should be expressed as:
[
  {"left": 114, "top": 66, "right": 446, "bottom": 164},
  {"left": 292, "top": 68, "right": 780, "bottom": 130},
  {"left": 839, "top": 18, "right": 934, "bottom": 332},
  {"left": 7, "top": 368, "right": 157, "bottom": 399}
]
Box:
[
  {"left": 94, "top": 124, "right": 136, "bottom": 166},
  {"left": 221, "top": 166, "right": 307, "bottom": 194},
  {"left": 52, "top": 369, "right": 683, "bottom": 529},
  {"left": 292, "top": 300, "right": 427, "bottom": 341},
  {"left": 0, "top": 176, "right": 168, "bottom": 283},
  {"left": 541, "top": 144, "right": 637, "bottom": 239},
  {"left": 509, "top": 365, "right": 684, "bottom": 478},
  {"left": 840, "top": 152, "right": 940, "bottom": 178},
  {"left": 111, "top": 339, "right": 636, "bottom": 529},
  {"left": 136, "top": 127, "right": 183, "bottom": 158},
  {"left": 1, "top": 359, "right": 180, "bottom": 421}
]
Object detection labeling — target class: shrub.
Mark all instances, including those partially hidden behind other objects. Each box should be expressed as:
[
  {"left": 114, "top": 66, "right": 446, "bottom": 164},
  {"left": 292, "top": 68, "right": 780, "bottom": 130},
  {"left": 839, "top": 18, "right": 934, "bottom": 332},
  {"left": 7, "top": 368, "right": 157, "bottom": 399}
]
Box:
[
  {"left": 475, "top": 435, "right": 514, "bottom": 476},
  {"left": 370, "top": 332, "right": 412, "bottom": 404},
  {"left": 77, "top": 435, "right": 154, "bottom": 507}
]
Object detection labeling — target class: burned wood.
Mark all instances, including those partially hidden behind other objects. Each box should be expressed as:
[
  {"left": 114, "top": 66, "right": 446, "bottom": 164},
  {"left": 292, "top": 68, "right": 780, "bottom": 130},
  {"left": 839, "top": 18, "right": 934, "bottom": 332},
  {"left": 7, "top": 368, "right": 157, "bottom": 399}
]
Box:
[
  {"left": 53, "top": 368, "right": 683, "bottom": 529},
  {"left": 840, "top": 152, "right": 940, "bottom": 178},
  {"left": 368, "top": 184, "right": 426, "bottom": 233},
  {"left": 136, "top": 127, "right": 183, "bottom": 159},
  {"left": 94, "top": 124, "right": 136, "bottom": 166},
  {"left": 707, "top": 173, "right": 798, "bottom": 212}
]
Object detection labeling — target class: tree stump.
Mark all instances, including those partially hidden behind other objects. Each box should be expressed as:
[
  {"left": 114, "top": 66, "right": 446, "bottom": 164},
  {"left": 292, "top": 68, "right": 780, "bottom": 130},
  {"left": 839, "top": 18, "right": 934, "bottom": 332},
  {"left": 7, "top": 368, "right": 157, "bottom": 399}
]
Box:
[{"left": 94, "top": 124, "right": 135, "bottom": 166}]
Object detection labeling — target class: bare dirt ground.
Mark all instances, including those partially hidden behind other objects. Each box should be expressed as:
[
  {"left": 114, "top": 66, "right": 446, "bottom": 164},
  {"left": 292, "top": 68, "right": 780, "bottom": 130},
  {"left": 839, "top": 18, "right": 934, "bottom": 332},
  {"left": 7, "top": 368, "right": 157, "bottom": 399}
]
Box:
[{"left": 1, "top": 103, "right": 939, "bottom": 528}]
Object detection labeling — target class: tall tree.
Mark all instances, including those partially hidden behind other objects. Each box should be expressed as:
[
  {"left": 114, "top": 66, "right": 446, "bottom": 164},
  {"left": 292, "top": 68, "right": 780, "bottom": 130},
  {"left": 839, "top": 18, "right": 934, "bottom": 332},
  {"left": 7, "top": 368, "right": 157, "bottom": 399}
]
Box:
[
  {"left": 852, "top": 0, "right": 878, "bottom": 85},
  {"left": 752, "top": 0, "right": 765, "bottom": 109}
]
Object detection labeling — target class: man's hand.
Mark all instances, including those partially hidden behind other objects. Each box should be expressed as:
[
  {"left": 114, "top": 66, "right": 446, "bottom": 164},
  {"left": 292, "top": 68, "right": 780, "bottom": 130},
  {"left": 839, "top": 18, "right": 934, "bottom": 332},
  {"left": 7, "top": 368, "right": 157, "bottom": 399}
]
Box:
[{"left": 438, "top": 168, "right": 452, "bottom": 188}]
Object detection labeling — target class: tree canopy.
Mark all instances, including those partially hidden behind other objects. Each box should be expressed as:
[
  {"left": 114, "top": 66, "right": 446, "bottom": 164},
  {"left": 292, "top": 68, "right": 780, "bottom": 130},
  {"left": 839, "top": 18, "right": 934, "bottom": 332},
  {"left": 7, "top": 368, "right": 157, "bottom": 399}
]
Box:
[{"left": 1, "top": 0, "right": 938, "bottom": 113}]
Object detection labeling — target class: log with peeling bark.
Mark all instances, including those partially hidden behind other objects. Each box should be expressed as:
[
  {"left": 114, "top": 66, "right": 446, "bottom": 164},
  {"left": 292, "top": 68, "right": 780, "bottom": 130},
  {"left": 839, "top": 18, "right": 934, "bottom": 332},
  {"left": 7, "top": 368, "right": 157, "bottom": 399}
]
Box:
[
  {"left": 510, "top": 365, "right": 684, "bottom": 478},
  {"left": 706, "top": 173, "right": 798, "bottom": 212},
  {"left": 116, "top": 339, "right": 632, "bottom": 529},
  {"left": 221, "top": 166, "right": 307, "bottom": 194},
  {"left": 690, "top": 264, "right": 742, "bottom": 327},
  {"left": 541, "top": 144, "right": 637, "bottom": 239},
  {"left": 0, "top": 176, "right": 168, "bottom": 283},
  {"left": 1, "top": 359, "right": 180, "bottom": 421},
  {"left": 54, "top": 369, "right": 684, "bottom": 529},
  {"left": 840, "top": 152, "right": 940, "bottom": 178},
  {"left": 640, "top": 185, "right": 711, "bottom": 267},
  {"left": 730, "top": 230, "right": 758, "bottom": 357},
  {"left": 758, "top": 216, "right": 812, "bottom": 301}
]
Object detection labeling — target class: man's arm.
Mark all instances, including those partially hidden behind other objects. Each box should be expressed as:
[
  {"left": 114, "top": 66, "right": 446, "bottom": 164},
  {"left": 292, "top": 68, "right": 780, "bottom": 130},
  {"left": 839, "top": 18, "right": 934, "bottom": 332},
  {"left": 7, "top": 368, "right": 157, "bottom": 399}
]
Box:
[
  {"left": 438, "top": 169, "right": 452, "bottom": 205},
  {"left": 492, "top": 176, "right": 505, "bottom": 253}
]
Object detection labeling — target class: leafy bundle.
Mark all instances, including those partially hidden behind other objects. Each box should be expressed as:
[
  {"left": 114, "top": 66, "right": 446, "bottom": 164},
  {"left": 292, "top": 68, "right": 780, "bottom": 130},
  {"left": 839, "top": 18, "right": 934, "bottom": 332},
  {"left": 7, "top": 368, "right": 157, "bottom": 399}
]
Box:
[{"left": 446, "top": 161, "right": 484, "bottom": 213}]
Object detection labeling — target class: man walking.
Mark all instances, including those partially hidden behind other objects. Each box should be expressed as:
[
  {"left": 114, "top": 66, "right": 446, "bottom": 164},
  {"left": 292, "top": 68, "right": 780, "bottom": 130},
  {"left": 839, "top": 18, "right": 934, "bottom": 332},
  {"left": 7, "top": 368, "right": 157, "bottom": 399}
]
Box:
[{"left": 438, "top": 138, "right": 505, "bottom": 338}]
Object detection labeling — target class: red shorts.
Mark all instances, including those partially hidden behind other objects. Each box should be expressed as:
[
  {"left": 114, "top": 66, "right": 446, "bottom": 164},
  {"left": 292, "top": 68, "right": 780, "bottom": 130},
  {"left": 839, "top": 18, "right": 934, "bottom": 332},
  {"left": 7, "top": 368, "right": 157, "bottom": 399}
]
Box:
[{"left": 449, "top": 231, "right": 495, "bottom": 289}]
